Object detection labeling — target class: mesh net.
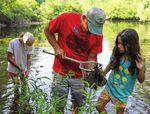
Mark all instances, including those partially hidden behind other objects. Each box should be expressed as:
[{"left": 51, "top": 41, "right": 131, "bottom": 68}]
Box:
[{"left": 79, "top": 61, "right": 106, "bottom": 89}]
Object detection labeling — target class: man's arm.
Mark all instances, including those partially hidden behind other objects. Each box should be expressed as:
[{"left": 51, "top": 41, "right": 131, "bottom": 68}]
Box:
[
  {"left": 44, "top": 25, "right": 59, "bottom": 52},
  {"left": 87, "top": 53, "right": 97, "bottom": 61},
  {"left": 44, "top": 25, "right": 65, "bottom": 59}
]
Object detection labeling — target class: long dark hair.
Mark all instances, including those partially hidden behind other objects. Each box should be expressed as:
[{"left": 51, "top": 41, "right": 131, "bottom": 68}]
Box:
[{"left": 111, "top": 28, "right": 140, "bottom": 74}]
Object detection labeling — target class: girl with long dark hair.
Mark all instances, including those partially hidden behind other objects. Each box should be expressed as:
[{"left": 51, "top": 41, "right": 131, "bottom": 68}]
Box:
[{"left": 96, "top": 28, "right": 146, "bottom": 114}]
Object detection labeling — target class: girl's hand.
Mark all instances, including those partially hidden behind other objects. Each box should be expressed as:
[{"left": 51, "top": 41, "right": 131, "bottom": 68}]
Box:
[
  {"left": 20, "top": 70, "right": 26, "bottom": 77},
  {"left": 25, "top": 70, "right": 30, "bottom": 76},
  {"left": 135, "top": 55, "right": 145, "bottom": 70}
]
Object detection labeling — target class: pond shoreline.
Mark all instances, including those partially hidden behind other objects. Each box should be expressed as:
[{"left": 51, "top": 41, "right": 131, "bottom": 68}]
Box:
[
  {"left": 1, "top": 19, "right": 150, "bottom": 28},
  {"left": 0, "top": 21, "right": 47, "bottom": 28}
]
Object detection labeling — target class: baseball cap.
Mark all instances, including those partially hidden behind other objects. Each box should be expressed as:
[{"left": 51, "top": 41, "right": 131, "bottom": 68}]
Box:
[
  {"left": 22, "top": 32, "right": 34, "bottom": 51},
  {"left": 86, "top": 7, "right": 106, "bottom": 35}
]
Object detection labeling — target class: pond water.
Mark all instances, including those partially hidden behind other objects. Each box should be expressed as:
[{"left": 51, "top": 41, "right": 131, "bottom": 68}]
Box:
[{"left": 0, "top": 21, "right": 150, "bottom": 114}]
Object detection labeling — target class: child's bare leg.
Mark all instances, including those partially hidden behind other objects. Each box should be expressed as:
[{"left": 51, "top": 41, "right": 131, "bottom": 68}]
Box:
[
  {"left": 116, "top": 107, "right": 125, "bottom": 114},
  {"left": 72, "top": 104, "right": 79, "bottom": 114},
  {"left": 96, "top": 97, "right": 110, "bottom": 114}
]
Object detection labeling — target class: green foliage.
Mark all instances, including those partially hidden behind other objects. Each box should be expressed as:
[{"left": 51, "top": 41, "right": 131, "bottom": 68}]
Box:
[
  {"left": 0, "top": 0, "right": 39, "bottom": 23},
  {"left": 0, "top": 0, "right": 150, "bottom": 24},
  {"left": 6, "top": 74, "right": 101, "bottom": 113},
  {"left": 37, "top": 0, "right": 82, "bottom": 21},
  {"left": 99, "top": 0, "right": 138, "bottom": 20},
  {"left": 137, "top": 0, "right": 150, "bottom": 22},
  {"left": 0, "top": 43, "right": 8, "bottom": 90},
  {"left": 36, "top": 0, "right": 45, "bottom": 5},
  {"left": 79, "top": 87, "right": 99, "bottom": 114}
]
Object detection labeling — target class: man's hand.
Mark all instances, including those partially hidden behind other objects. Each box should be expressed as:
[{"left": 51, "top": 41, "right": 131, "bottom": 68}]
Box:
[{"left": 55, "top": 48, "right": 66, "bottom": 59}]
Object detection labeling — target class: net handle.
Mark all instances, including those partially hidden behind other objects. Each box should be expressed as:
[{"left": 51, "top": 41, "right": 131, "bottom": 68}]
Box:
[
  {"left": 43, "top": 50, "right": 82, "bottom": 63},
  {"left": 43, "top": 50, "right": 100, "bottom": 72}
]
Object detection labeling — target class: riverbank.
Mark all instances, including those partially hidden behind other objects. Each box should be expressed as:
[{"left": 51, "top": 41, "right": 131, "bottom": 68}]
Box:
[
  {"left": 1, "top": 20, "right": 150, "bottom": 29},
  {"left": 0, "top": 21, "right": 46, "bottom": 28}
]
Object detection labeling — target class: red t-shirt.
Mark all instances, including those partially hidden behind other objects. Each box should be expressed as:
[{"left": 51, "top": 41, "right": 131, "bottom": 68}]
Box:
[{"left": 49, "top": 12, "right": 103, "bottom": 78}]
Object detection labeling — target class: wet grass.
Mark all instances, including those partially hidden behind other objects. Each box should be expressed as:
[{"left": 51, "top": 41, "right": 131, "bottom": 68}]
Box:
[{"left": 0, "top": 68, "right": 102, "bottom": 114}]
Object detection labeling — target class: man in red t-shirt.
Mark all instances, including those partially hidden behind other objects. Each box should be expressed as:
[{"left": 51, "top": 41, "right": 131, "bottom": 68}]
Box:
[{"left": 44, "top": 6, "right": 106, "bottom": 113}]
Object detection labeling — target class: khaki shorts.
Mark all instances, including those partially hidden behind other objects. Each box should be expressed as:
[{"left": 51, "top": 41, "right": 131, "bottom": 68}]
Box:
[
  {"left": 51, "top": 72, "right": 86, "bottom": 110},
  {"left": 101, "top": 88, "right": 126, "bottom": 108}
]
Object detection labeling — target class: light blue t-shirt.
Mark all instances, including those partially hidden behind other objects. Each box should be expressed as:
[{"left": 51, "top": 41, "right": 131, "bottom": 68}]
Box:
[{"left": 106, "top": 58, "right": 138, "bottom": 103}]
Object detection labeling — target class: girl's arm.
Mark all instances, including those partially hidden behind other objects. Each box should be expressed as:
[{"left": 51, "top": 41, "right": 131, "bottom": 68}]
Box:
[
  {"left": 26, "top": 54, "right": 32, "bottom": 75},
  {"left": 136, "top": 56, "right": 145, "bottom": 83},
  {"left": 7, "top": 52, "right": 22, "bottom": 71},
  {"left": 103, "top": 62, "right": 112, "bottom": 75},
  {"left": 138, "top": 69, "right": 145, "bottom": 83}
]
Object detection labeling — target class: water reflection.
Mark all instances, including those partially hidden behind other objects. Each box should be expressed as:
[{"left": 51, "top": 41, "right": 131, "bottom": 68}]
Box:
[{"left": 30, "top": 47, "right": 54, "bottom": 100}]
